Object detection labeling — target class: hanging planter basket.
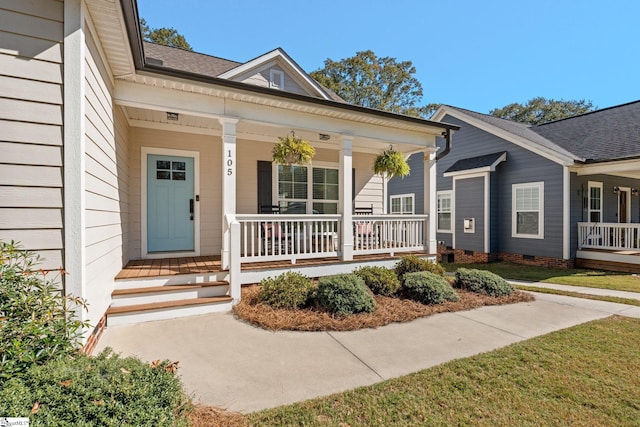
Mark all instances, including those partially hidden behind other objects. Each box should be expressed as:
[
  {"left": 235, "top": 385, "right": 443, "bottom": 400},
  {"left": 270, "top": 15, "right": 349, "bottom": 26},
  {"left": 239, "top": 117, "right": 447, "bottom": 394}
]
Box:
[
  {"left": 272, "top": 131, "right": 315, "bottom": 165},
  {"left": 373, "top": 145, "right": 410, "bottom": 178}
]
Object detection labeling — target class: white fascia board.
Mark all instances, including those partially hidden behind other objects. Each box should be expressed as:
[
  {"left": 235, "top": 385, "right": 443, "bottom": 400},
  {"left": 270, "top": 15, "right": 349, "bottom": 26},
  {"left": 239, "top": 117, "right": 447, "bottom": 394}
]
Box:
[
  {"left": 572, "top": 158, "right": 640, "bottom": 175},
  {"left": 218, "top": 48, "right": 330, "bottom": 100},
  {"left": 431, "top": 106, "right": 577, "bottom": 166}
]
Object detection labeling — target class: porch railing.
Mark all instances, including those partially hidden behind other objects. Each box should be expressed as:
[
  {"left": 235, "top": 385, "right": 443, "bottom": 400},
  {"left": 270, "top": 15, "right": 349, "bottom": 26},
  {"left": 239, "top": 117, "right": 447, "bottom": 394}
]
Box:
[
  {"left": 578, "top": 222, "right": 640, "bottom": 250},
  {"left": 235, "top": 214, "right": 342, "bottom": 263},
  {"left": 352, "top": 215, "right": 429, "bottom": 255}
]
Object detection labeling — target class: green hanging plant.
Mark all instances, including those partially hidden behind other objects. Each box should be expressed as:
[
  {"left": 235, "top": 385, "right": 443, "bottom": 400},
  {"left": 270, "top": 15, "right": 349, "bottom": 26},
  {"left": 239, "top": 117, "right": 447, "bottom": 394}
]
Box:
[
  {"left": 272, "top": 131, "right": 316, "bottom": 165},
  {"left": 373, "top": 145, "right": 410, "bottom": 178}
]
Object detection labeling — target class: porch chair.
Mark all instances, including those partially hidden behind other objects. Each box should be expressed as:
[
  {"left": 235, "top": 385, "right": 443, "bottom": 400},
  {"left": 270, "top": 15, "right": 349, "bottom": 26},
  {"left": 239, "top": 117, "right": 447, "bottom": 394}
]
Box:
[
  {"left": 353, "top": 205, "right": 378, "bottom": 250},
  {"left": 259, "top": 204, "right": 290, "bottom": 255}
]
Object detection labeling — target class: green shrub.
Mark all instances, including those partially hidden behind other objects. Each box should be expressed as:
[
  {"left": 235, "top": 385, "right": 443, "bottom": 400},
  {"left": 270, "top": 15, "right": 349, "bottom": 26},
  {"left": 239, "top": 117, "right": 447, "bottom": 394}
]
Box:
[
  {"left": 395, "top": 255, "right": 445, "bottom": 281},
  {"left": 402, "top": 271, "right": 459, "bottom": 305},
  {"left": 455, "top": 268, "right": 514, "bottom": 297},
  {"left": 0, "top": 241, "right": 89, "bottom": 381},
  {"left": 354, "top": 266, "right": 401, "bottom": 296},
  {"left": 259, "top": 271, "right": 314, "bottom": 309},
  {"left": 316, "top": 274, "right": 376, "bottom": 315},
  {"left": 0, "top": 348, "right": 191, "bottom": 426}
]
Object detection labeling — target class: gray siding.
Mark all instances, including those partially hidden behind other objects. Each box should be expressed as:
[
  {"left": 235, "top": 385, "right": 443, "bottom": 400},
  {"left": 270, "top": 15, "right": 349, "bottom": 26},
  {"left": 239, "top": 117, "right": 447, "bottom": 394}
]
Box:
[
  {"left": 490, "top": 173, "right": 499, "bottom": 253},
  {"left": 455, "top": 177, "right": 485, "bottom": 252},
  {"left": 0, "top": 0, "right": 64, "bottom": 269},
  {"left": 387, "top": 153, "right": 424, "bottom": 214},
  {"left": 570, "top": 173, "right": 640, "bottom": 257},
  {"left": 436, "top": 115, "right": 564, "bottom": 258}
]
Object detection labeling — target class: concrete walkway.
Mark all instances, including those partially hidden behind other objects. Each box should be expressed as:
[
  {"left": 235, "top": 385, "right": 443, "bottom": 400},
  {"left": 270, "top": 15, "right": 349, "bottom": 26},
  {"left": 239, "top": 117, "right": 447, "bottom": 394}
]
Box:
[
  {"left": 95, "top": 293, "right": 640, "bottom": 413},
  {"left": 509, "top": 279, "right": 640, "bottom": 301}
]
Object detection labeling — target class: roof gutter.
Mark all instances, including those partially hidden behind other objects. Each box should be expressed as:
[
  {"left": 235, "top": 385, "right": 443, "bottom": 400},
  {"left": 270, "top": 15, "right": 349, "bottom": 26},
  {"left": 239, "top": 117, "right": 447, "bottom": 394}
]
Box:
[
  {"left": 118, "top": 0, "right": 459, "bottom": 133},
  {"left": 436, "top": 128, "right": 452, "bottom": 161}
]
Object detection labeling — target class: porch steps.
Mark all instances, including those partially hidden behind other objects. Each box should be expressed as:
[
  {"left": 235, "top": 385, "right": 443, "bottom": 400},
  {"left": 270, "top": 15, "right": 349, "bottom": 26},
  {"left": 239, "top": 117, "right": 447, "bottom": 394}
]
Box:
[{"left": 106, "top": 280, "right": 232, "bottom": 326}]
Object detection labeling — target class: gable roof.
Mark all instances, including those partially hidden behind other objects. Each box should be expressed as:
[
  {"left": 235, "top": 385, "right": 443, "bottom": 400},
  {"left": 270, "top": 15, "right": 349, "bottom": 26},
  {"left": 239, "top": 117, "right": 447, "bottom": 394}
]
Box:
[
  {"left": 431, "top": 105, "right": 580, "bottom": 165},
  {"left": 533, "top": 100, "right": 640, "bottom": 163},
  {"left": 444, "top": 151, "right": 507, "bottom": 175}
]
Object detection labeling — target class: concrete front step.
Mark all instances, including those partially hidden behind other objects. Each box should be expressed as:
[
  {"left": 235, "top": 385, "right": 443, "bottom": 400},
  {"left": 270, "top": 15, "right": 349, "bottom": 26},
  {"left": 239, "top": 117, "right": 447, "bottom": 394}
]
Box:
[
  {"left": 106, "top": 296, "right": 233, "bottom": 326},
  {"left": 110, "top": 281, "right": 229, "bottom": 307}
]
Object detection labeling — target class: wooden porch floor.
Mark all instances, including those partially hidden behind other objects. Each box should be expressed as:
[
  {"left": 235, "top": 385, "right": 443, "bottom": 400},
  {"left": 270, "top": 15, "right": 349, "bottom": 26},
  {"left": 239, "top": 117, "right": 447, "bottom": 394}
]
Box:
[{"left": 115, "top": 251, "right": 429, "bottom": 280}]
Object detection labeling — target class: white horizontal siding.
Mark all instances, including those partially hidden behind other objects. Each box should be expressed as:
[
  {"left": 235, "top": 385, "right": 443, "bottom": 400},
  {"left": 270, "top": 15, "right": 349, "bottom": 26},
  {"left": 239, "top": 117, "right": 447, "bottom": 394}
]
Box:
[{"left": 82, "top": 20, "right": 129, "bottom": 326}]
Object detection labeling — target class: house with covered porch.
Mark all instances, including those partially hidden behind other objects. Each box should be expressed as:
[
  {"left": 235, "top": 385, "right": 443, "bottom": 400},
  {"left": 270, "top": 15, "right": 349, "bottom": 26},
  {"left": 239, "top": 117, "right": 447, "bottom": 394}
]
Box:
[
  {"left": 0, "top": 0, "right": 458, "bottom": 344},
  {"left": 388, "top": 102, "right": 640, "bottom": 272}
]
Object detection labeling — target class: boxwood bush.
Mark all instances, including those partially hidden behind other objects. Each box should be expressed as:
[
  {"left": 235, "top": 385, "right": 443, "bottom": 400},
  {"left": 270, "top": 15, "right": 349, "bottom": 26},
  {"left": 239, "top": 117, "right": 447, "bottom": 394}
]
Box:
[
  {"left": 354, "top": 266, "right": 401, "bottom": 296},
  {"left": 316, "top": 274, "right": 376, "bottom": 315},
  {"left": 259, "top": 271, "right": 314, "bottom": 309},
  {"left": 0, "top": 348, "right": 191, "bottom": 426},
  {"left": 455, "top": 268, "right": 514, "bottom": 297},
  {"left": 0, "top": 241, "right": 89, "bottom": 380},
  {"left": 402, "top": 271, "right": 458, "bottom": 305},
  {"left": 395, "top": 255, "right": 445, "bottom": 282}
]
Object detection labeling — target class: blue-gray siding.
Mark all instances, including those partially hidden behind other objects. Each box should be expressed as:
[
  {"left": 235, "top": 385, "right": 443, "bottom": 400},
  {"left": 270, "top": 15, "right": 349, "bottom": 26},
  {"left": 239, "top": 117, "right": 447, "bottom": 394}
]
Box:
[
  {"left": 387, "top": 153, "right": 424, "bottom": 214},
  {"left": 436, "top": 115, "right": 564, "bottom": 258},
  {"left": 455, "top": 176, "right": 485, "bottom": 252}
]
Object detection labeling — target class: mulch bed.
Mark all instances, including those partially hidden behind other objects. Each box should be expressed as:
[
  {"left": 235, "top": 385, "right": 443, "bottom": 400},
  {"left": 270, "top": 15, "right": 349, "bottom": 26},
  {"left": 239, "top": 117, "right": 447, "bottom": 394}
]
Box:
[
  {"left": 189, "top": 404, "right": 249, "bottom": 427},
  {"left": 233, "top": 285, "right": 535, "bottom": 332}
]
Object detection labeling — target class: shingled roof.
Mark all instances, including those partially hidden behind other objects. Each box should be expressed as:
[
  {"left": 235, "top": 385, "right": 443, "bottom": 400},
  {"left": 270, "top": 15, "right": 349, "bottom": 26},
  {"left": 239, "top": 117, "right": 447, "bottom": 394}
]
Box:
[
  {"left": 444, "top": 151, "right": 507, "bottom": 174},
  {"left": 142, "top": 42, "right": 345, "bottom": 102},
  {"left": 533, "top": 100, "right": 640, "bottom": 162},
  {"left": 143, "top": 42, "right": 241, "bottom": 78},
  {"left": 442, "top": 101, "right": 640, "bottom": 163}
]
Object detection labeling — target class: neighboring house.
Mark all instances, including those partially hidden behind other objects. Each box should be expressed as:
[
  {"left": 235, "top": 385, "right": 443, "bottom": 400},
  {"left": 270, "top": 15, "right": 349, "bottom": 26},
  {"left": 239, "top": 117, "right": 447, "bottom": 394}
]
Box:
[
  {"left": 389, "top": 101, "right": 640, "bottom": 271},
  {"left": 0, "top": 0, "right": 457, "bottom": 345}
]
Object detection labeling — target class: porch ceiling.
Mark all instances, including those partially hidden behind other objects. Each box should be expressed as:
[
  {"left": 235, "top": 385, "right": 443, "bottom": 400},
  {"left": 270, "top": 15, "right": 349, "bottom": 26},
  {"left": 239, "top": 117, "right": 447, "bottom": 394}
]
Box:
[
  {"left": 573, "top": 159, "right": 640, "bottom": 179},
  {"left": 122, "top": 105, "right": 430, "bottom": 154}
]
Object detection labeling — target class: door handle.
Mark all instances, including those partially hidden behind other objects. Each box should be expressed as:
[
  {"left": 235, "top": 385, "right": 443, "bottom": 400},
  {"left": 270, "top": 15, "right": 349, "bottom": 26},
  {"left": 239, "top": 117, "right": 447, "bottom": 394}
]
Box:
[{"left": 189, "top": 199, "right": 194, "bottom": 220}]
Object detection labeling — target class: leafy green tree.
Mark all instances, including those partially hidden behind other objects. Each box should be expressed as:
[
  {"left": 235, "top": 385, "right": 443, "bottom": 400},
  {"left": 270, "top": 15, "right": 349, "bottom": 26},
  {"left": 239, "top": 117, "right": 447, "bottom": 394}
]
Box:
[
  {"left": 140, "top": 18, "right": 192, "bottom": 51},
  {"left": 490, "top": 97, "right": 595, "bottom": 125},
  {"left": 311, "top": 50, "right": 435, "bottom": 118}
]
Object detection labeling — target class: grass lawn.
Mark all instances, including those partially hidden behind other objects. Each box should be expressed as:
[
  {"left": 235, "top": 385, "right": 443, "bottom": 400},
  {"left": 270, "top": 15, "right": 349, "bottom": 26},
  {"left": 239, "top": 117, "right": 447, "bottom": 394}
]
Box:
[
  {"left": 444, "top": 262, "right": 640, "bottom": 293},
  {"left": 248, "top": 316, "right": 640, "bottom": 426}
]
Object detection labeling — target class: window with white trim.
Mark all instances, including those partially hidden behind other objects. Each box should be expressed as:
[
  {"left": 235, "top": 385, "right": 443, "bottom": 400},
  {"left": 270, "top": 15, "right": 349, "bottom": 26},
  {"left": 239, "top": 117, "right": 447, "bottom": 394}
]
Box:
[
  {"left": 588, "top": 181, "right": 602, "bottom": 222},
  {"left": 437, "top": 191, "right": 452, "bottom": 232},
  {"left": 277, "top": 164, "right": 338, "bottom": 213},
  {"left": 512, "top": 182, "right": 544, "bottom": 238},
  {"left": 269, "top": 69, "right": 284, "bottom": 90},
  {"left": 390, "top": 194, "right": 414, "bottom": 214}
]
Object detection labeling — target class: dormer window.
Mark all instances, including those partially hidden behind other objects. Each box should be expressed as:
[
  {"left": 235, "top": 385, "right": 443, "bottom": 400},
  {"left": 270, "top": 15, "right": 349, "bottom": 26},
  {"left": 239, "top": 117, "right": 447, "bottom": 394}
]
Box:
[{"left": 269, "top": 69, "right": 284, "bottom": 90}]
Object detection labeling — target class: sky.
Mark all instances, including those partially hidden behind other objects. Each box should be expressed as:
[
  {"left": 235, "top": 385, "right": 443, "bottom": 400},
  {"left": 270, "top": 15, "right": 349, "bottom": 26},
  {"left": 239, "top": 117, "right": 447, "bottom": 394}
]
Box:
[{"left": 138, "top": 0, "right": 640, "bottom": 114}]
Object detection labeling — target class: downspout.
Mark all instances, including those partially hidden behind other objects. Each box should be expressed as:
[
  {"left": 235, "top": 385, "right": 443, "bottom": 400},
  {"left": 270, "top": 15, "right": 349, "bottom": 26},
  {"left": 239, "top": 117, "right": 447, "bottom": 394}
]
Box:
[{"left": 436, "top": 129, "right": 452, "bottom": 161}]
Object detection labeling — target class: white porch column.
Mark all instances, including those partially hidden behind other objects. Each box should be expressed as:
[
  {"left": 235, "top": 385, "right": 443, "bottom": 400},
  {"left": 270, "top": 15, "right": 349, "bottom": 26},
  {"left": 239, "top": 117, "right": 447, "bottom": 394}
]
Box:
[
  {"left": 339, "top": 136, "right": 354, "bottom": 261},
  {"left": 424, "top": 149, "right": 438, "bottom": 255},
  {"left": 63, "top": 0, "right": 87, "bottom": 326},
  {"left": 220, "top": 118, "right": 238, "bottom": 270}
]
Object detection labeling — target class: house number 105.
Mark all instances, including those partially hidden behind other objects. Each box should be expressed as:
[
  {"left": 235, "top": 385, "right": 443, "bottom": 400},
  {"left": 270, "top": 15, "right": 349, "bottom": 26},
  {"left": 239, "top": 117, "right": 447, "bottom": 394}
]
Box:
[{"left": 227, "top": 150, "right": 233, "bottom": 175}]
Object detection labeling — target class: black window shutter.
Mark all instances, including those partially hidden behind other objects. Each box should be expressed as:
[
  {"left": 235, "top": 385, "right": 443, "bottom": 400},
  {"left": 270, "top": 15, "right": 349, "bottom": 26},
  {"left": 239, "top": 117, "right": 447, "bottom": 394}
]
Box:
[{"left": 257, "top": 161, "right": 272, "bottom": 212}]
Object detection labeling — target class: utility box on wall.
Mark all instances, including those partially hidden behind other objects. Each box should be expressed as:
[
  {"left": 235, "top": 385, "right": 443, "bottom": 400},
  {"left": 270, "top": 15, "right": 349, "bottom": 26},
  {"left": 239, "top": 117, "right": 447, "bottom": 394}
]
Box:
[{"left": 463, "top": 218, "right": 475, "bottom": 233}]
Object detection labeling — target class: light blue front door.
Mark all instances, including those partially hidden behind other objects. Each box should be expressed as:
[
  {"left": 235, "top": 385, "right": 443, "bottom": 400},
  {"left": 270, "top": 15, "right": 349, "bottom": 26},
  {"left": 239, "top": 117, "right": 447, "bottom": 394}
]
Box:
[{"left": 147, "top": 154, "right": 195, "bottom": 252}]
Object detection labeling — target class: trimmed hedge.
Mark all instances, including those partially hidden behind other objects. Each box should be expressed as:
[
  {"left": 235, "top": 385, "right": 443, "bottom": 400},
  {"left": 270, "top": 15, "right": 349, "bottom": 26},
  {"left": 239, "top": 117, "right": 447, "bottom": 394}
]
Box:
[
  {"left": 259, "top": 271, "right": 314, "bottom": 309},
  {"left": 316, "top": 274, "right": 376, "bottom": 315},
  {"left": 402, "top": 271, "right": 459, "bottom": 305},
  {"left": 354, "top": 266, "right": 401, "bottom": 296},
  {"left": 454, "top": 268, "right": 514, "bottom": 297},
  {"left": 0, "top": 348, "right": 191, "bottom": 426},
  {"left": 395, "top": 256, "right": 445, "bottom": 282}
]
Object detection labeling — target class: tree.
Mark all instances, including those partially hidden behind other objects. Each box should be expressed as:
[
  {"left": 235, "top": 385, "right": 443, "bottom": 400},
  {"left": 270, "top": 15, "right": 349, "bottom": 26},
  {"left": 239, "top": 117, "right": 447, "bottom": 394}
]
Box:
[
  {"left": 140, "top": 18, "right": 192, "bottom": 51},
  {"left": 490, "top": 97, "right": 595, "bottom": 125},
  {"left": 310, "top": 50, "right": 434, "bottom": 118}
]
